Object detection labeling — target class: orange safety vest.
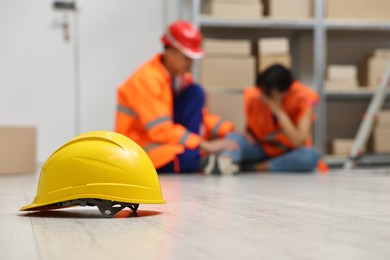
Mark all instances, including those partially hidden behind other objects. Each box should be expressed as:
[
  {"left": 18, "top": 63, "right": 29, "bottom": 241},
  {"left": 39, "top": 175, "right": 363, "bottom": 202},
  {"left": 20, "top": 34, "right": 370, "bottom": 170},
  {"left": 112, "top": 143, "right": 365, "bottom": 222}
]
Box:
[
  {"left": 115, "top": 54, "right": 234, "bottom": 169},
  {"left": 244, "top": 81, "right": 319, "bottom": 157}
]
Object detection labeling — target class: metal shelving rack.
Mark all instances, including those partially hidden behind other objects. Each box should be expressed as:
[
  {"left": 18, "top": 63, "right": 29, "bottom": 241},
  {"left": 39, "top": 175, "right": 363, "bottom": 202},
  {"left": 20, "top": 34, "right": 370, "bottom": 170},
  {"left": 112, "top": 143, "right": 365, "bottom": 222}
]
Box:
[{"left": 185, "top": 0, "right": 390, "bottom": 163}]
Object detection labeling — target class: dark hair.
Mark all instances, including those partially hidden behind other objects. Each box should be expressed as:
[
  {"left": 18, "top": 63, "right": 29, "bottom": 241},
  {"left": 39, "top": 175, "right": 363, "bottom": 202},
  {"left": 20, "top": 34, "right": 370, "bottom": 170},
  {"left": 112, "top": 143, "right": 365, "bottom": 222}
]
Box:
[{"left": 256, "top": 64, "right": 294, "bottom": 97}]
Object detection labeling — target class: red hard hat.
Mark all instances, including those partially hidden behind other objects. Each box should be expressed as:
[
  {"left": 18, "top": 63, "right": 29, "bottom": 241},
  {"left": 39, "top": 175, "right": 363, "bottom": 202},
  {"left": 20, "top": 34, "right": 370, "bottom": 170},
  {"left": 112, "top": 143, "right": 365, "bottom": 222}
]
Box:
[{"left": 161, "top": 20, "right": 204, "bottom": 59}]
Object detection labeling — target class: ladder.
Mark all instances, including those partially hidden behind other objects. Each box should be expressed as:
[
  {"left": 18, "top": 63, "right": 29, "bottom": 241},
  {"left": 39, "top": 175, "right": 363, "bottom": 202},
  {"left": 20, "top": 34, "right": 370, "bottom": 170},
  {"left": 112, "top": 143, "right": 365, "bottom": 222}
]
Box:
[{"left": 343, "top": 61, "right": 390, "bottom": 169}]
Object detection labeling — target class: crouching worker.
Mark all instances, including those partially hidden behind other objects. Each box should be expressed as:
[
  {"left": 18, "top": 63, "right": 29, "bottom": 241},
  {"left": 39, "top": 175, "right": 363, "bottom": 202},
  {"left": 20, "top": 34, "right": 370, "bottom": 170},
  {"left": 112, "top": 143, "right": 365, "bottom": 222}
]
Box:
[
  {"left": 212, "top": 64, "right": 326, "bottom": 175},
  {"left": 115, "top": 20, "right": 237, "bottom": 173}
]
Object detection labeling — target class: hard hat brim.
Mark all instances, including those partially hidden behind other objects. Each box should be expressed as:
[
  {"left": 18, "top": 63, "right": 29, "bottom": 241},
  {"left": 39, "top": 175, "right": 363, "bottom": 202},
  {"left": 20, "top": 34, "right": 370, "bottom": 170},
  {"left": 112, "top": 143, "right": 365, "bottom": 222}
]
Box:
[{"left": 162, "top": 31, "right": 204, "bottom": 59}]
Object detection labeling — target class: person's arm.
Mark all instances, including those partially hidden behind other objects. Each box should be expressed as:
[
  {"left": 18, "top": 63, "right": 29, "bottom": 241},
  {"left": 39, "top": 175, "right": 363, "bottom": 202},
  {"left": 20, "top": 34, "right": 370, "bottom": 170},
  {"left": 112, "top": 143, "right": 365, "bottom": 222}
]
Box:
[
  {"left": 120, "top": 79, "right": 201, "bottom": 149},
  {"left": 199, "top": 138, "right": 238, "bottom": 154},
  {"left": 262, "top": 92, "right": 312, "bottom": 148},
  {"left": 120, "top": 79, "right": 238, "bottom": 153},
  {"left": 274, "top": 107, "right": 312, "bottom": 147},
  {"left": 202, "top": 108, "right": 234, "bottom": 140},
  {"left": 200, "top": 106, "right": 238, "bottom": 153}
]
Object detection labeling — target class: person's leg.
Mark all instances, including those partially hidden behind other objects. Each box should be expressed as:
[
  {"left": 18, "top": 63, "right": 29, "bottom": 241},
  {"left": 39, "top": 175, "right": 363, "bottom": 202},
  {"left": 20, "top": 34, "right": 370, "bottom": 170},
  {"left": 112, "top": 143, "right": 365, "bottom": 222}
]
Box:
[
  {"left": 161, "top": 83, "right": 204, "bottom": 173},
  {"left": 267, "top": 147, "right": 319, "bottom": 172},
  {"left": 173, "top": 83, "right": 205, "bottom": 134},
  {"left": 215, "top": 132, "right": 268, "bottom": 174},
  {"left": 219, "top": 132, "right": 268, "bottom": 163}
]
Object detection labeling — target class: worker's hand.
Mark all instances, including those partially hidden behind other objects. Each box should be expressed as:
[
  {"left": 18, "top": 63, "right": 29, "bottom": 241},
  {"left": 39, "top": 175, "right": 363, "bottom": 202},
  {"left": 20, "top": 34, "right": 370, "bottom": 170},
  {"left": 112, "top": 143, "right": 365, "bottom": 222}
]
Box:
[
  {"left": 262, "top": 90, "right": 284, "bottom": 114},
  {"left": 244, "top": 130, "right": 256, "bottom": 144},
  {"left": 199, "top": 139, "right": 239, "bottom": 154}
]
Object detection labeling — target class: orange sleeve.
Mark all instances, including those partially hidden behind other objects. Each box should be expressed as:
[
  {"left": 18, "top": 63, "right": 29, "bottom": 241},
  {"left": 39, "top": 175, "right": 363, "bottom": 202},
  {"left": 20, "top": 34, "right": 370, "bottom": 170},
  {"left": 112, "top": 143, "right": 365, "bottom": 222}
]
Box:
[
  {"left": 115, "top": 88, "right": 133, "bottom": 135},
  {"left": 243, "top": 87, "right": 260, "bottom": 126},
  {"left": 202, "top": 108, "right": 234, "bottom": 140},
  {"left": 132, "top": 78, "right": 201, "bottom": 149},
  {"left": 295, "top": 86, "right": 319, "bottom": 124}
]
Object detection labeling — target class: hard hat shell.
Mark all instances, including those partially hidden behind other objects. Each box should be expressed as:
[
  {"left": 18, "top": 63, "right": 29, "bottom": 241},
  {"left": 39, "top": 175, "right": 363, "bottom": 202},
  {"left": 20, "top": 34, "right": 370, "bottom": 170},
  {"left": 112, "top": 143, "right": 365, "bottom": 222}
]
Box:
[
  {"left": 20, "top": 131, "right": 165, "bottom": 213},
  {"left": 161, "top": 20, "right": 204, "bottom": 59}
]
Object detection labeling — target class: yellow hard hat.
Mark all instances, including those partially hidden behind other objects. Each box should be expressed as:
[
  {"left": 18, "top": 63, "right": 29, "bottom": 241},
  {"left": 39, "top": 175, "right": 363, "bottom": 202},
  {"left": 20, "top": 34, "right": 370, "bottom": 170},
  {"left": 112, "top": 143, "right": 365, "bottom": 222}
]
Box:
[{"left": 20, "top": 131, "right": 165, "bottom": 217}]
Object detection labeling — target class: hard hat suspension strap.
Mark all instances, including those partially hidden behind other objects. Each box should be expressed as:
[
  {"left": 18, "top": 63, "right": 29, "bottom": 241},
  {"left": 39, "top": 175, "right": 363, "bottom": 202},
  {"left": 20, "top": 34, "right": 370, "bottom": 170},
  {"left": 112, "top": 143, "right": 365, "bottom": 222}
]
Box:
[{"left": 56, "top": 199, "right": 139, "bottom": 218}]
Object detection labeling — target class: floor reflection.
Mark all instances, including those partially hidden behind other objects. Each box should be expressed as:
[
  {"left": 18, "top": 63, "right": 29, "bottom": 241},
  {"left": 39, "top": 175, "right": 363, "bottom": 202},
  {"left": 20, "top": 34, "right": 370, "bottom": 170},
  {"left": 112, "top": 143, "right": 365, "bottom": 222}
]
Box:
[{"left": 18, "top": 209, "right": 162, "bottom": 219}]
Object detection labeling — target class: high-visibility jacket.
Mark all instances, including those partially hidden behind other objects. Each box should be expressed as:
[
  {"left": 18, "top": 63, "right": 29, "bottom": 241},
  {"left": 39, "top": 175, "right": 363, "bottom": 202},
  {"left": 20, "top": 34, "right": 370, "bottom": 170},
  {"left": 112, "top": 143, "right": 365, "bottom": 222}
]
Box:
[
  {"left": 115, "top": 54, "right": 234, "bottom": 169},
  {"left": 244, "top": 81, "right": 319, "bottom": 157}
]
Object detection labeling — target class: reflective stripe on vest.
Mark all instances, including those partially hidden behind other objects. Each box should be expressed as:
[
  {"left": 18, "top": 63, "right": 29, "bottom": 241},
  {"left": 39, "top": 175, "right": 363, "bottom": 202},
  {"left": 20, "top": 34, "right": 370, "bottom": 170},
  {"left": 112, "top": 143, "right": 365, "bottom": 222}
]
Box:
[
  {"left": 179, "top": 130, "right": 191, "bottom": 145},
  {"left": 211, "top": 120, "right": 223, "bottom": 139},
  {"left": 146, "top": 115, "right": 171, "bottom": 130},
  {"left": 144, "top": 143, "right": 162, "bottom": 152},
  {"left": 117, "top": 104, "right": 137, "bottom": 117},
  {"left": 265, "top": 131, "right": 290, "bottom": 152}
]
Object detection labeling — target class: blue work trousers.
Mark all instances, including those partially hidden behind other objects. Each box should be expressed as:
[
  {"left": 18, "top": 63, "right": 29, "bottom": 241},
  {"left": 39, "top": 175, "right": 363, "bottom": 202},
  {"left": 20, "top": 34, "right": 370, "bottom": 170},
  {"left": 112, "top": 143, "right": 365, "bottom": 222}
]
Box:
[{"left": 157, "top": 84, "right": 204, "bottom": 173}]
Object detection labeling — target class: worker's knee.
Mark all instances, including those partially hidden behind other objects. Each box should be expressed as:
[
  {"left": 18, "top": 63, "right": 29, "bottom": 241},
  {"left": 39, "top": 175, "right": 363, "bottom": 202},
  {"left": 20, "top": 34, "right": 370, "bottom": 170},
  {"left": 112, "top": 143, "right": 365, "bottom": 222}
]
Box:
[
  {"left": 295, "top": 147, "right": 319, "bottom": 172},
  {"left": 184, "top": 83, "right": 205, "bottom": 102}
]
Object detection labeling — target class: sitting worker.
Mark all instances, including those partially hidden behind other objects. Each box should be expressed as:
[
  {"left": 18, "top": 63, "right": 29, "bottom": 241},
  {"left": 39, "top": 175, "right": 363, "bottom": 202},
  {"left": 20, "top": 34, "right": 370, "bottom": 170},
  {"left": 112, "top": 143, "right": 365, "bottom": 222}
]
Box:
[
  {"left": 208, "top": 64, "right": 325, "bottom": 175},
  {"left": 115, "top": 20, "right": 237, "bottom": 173}
]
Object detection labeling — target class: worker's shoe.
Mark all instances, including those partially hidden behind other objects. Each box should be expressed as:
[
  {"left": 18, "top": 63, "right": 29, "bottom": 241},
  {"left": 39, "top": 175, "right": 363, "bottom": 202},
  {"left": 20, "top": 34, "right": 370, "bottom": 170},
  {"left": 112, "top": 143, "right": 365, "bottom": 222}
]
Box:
[
  {"left": 217, "top": 156, "right": 239, "bottom": 176},
  {"left": 203, "top": 154, "right": 239, "bottom": 176},
  {"left": 203, "top": 154, "right": 219, "bottom": 175}
]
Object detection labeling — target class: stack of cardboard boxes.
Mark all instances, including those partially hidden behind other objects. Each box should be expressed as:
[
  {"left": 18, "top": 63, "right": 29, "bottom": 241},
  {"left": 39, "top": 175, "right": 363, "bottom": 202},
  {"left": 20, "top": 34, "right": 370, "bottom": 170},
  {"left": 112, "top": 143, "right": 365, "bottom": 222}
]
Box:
[
  {"left": 258, "top": 37, "right": 291, "bottom": 72},
  {"left": 201, "top": 38, "right": 255, "bottom": 90},
  {"left": 373, "top": 110, "right": 390, "bottom": 153},
  {"left": 0, "top": 126, "right": 36, "bottom": 174},
  {"left": 325, "top": 65, "right": 359, "bottom": 90},
  {"left": 202, "top": 0, "right": 263, "bottom": 19},
  {"left": 206, "top": 92, "right": 246, "bottom": 132},
  {"left": 202, "top": 0, "right": 313, "bottom": 20},
  {"left": 366, "top": 49, "right": 390, "bottom": 88},
  {"left": 201, "top": 38, "right": 254, "bottom": 131},
  {"left": 326, "top": 49, "right": 390, "bottom": 91}
]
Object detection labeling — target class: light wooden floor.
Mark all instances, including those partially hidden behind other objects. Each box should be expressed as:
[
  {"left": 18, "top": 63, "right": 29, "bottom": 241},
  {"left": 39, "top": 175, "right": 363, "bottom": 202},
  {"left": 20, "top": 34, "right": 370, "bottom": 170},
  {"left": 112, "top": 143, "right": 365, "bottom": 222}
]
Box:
[{"left": 2, "top": 169, "right": 390, "bottom": 260}]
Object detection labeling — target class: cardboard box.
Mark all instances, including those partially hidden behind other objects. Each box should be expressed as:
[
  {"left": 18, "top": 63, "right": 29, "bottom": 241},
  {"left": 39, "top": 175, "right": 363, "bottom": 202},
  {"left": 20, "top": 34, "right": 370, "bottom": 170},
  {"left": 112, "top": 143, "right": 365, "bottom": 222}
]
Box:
[
  {"left": 211, "top": 2, "right": 263, "bottom": 19},
  {"left": 376, "top": 110, "right": 390, "bottom": 127},
  {"left": 203, "top": 0, "right": 261, "bottom": 15},
  {"left": 331, "top": 139, "right": 364, "bottom": 156},
  {"left": 258, "top": 38, "right": 289, "bottom": 55},
  {"left": 258, "top": 54, "right": 291, "bottom": 72},
  {"left": 327, "top": 0, "right": 390, "bottom": 21},
  {"left": 203, "top": 39, "right": 251, "bottom": 56},
  {"left": 324, "top": 81, "right": 359, "bottom": 90},
  {"left": 201, "top": 56, "right": 255, "bottom": 90},
  {"left": 214, "top": 0, "right": 260, "bottom": 4},
  {"left": 373, "top": 127, "right": 390, "bottom": 153},
  {"left": 368, "top": 55, "right": 390, "bottom": 88},
  {"left": 269, "top": 0, "right": 312, "bottom": 19},
  {"left": 327, "top": 65, "right": 358, "bottom": 81},
  {"left": 374, "top": 49, "right": 390, "bottom": 58},
  {"left": 206, "top": 92, "right": 246, "bottom": 131},
  {"left": 0, "top": 126, "right": 36, "bottom": 174}
]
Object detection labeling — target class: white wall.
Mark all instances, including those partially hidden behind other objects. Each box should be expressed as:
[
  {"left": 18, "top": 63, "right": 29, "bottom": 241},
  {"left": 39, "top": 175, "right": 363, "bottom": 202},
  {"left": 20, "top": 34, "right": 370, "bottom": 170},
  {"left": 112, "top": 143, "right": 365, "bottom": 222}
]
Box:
[
  {"left": 0, "top": 0, "right": 75, "bottom": 163},
  {"left": 78, "top": 0, "right": 164, "bottom": 133},
  {"left": 0, "top": 0, "right": 166, "bottom": 163}
]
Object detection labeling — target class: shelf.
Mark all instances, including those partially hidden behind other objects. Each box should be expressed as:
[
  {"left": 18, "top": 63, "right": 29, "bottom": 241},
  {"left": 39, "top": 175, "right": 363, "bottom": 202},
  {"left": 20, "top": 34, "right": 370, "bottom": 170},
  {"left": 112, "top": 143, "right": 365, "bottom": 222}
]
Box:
[
  {"left": 324, "top": 155, "right": 347, "bottom": 168},
  {"left": 191, "top": 1, "right": 390, "bottom": 158},
  {"left": 325, "top": 89, "right": 390, "bottom": 99},
  {"left": 200, "top": 16, "right": 315, "bottom": 30},
  {"left": 325, "top": 20, "right": 390, "bottom": 31},
  {"left": 200, "top": 17, "right": 390, "bottom": 31},
  {"left": 205, "top": 88, "right": 243, "bottom": 94},
  {"left": 325, "top": 154, "right": 390, "bottom": 169}
]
